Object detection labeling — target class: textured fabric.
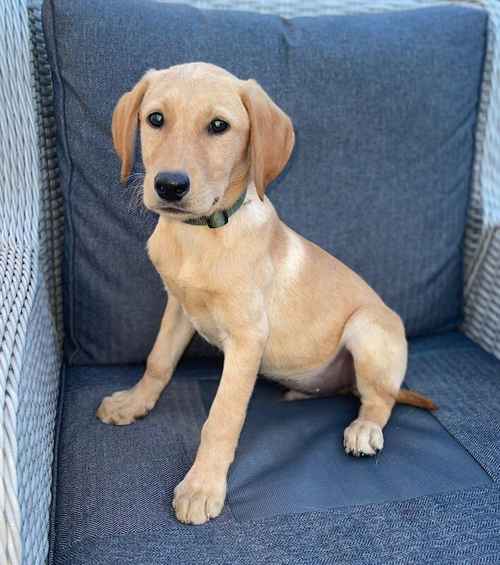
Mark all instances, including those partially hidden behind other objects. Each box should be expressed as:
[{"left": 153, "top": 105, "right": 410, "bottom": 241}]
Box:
[
  {"left": 53, "top": 487, "right": 500, "bottom": 564},
  {"left": 200, "top": 378, "right": 490, "bottom": 522},
  {"left": 42, "top": 0, "right": 486, "bottom": 365},
  {"left": 52, "top": 332, "right": 500, "bottom": 564}
]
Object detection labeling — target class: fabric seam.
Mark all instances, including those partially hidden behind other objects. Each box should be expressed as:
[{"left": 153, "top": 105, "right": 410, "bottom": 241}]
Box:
[{"left": 42, "top": 0, "right": 80, "bottom": 365}]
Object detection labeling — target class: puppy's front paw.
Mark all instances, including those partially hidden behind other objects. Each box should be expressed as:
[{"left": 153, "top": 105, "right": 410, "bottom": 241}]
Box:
[
  {"left": 96, "top": 387, "right": 156, "bottom": 425},
  {"left": 173, "top": 470, "right": 226, "bottom": 525},
  {"left": 344, "top": 418, "right": 384, "bottom": 456}
]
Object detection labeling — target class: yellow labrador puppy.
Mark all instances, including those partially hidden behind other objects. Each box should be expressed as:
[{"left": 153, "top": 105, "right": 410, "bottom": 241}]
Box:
[{"left": 97, "top": 62, "right": 435, "bottom": 525}]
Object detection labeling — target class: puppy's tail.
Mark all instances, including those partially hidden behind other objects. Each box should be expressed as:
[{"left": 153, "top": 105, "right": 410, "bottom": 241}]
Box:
[
  {"left": 396, "top": 389, "right": 437, "bottom": 411},
  {"left": 285, "top": 386, "right": 437, "bottom": 411}
]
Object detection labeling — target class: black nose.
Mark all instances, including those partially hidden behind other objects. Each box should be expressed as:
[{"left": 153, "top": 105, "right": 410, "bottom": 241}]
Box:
[{"left": 154, "top": 171, "right": 190, "bottom": 202}]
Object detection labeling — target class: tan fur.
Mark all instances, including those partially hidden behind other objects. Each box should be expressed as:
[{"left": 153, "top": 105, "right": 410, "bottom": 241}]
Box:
[
  {"left": 240, "top": 80, "right": 295, "bottom": 199},
  {"left": 98, "top": 62, "right": 436, "bottom": 525}
]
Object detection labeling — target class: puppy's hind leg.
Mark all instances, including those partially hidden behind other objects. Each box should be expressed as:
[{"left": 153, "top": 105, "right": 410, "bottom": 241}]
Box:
[{"left": 341, "top": 305, "right": 407, "bottom": 456}]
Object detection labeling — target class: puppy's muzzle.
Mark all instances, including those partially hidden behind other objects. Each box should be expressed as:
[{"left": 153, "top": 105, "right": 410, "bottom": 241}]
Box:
[{"left": 155, "top": 171, "right": 190, "bottom": 202}]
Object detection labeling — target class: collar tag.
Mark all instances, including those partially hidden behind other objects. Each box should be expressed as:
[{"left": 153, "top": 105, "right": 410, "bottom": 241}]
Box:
[
  {"left": 207, "top": 210, "right": 229, "bottom": 229},
  {"left": 183, "top": 189, "right": 246, "bottom": 228}
]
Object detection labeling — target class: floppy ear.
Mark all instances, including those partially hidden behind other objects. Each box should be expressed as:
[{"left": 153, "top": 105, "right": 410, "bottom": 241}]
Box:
[
  {"left": 112, "top": 76, "right": 150, "bottom": 184},
  {"left": 240, "top": 80, "right": 295, "bottom": 200}
]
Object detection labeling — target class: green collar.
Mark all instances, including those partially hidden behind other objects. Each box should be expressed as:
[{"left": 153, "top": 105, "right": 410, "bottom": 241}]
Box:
[{"left": 183, "top": 189, "right": 247, "bottom": 229}]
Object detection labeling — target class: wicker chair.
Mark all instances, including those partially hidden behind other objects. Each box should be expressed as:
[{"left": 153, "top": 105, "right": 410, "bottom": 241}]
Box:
[{"left": 1, "top": 1, "right": 499, "bottom": 563}]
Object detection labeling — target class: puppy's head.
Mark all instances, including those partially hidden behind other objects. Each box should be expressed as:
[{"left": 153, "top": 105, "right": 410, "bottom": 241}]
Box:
[{"left": 112, "top": 62, "right": 294, "bottom": 219}]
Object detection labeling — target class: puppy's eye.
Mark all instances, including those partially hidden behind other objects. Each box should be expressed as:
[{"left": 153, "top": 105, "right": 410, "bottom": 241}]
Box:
[
  {"left": 208, "top": 119, "right": 230, "bottom": 135},
  {"left": 147, "top": 112, "right": 164, "bottom": 128}
]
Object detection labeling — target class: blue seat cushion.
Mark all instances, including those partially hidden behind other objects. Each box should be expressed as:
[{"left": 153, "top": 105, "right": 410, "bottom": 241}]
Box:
[
  {"left": 51, "top": 332, "right": 500, "bottom": 564},
  {"left": 42, "top": 0, "right": 487, "bottom": 365}
]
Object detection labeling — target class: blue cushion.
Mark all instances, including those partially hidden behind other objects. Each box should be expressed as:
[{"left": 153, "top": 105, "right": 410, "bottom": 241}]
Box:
[
  {"left": 42, "top": 0, "right": 487, "bottom": 364},
  {"left": 51, "top": 332, "right": 500, "bottom": 564}
]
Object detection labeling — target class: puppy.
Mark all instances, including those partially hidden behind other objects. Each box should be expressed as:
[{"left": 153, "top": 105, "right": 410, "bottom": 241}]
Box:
[{"left": 97, "top": 62, "right": 436, "bottom": 525}]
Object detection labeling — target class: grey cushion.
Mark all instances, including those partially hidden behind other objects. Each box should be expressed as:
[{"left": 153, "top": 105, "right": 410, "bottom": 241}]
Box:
[
  {"left": 42, "top": 0, "right": 487, "bottom": 365},
  {"left": 51, "top": 332, "right": 500, "bottom": 564}
]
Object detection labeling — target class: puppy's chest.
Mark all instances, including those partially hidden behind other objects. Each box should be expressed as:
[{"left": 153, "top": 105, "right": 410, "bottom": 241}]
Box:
[
  {"left": 154, "top": 254, "right": 231, "bottom": 348},
  {"left": 180, "top": 288, "right": 227, "bottom": 348},
  {"left": 148, "top": 223, "right": 270, "bottom": 348}
]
